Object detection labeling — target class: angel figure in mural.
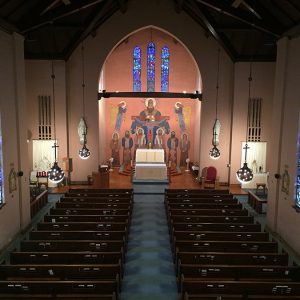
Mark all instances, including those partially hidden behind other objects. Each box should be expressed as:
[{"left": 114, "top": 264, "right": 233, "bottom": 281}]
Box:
[
  {"left": 114, "top": 101, "right": 127, "bottom": 132},
  {"left": 179, "top": 133, "right": 190, "bottom": 167},
  {"left": 174, "top": 102, "right": 186, "bottom": 133},
  {"left": 131, "top": 98, "right": 170, "bottom": 146},
  {"left": 110, "top": 131, "right": 121, "bottom": 167}
]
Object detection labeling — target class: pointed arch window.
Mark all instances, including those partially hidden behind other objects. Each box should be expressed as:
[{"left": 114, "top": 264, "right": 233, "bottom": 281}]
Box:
[
  {"left": 147, "top": 42, "right": 155, "bottom": 92},
  {"left": 161, "top": 46, "right": 170, "bottom": 92},
  {"left": 133, "top": 46, "right": 141, "bottom": 92}
]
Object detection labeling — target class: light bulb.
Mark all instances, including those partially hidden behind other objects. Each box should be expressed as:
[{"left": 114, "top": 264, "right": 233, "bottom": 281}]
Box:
[
  {"left": 48, "top": 162, "right": 65, "bottom": 183},
  {"left": 79, "top": 144, "right": 91, "bottom": 160},
  {"left": 209, "top": 146, "right": 221, "bottom": 160},
  {"left": 236, "top": 162, "right": 253, "bottom": 183}
]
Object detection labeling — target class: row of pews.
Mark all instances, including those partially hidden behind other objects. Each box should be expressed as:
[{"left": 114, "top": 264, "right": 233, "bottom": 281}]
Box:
[
  {"left": 165, "top": 188, "right": 300, "bottom": 300},
  {"left": 0, "top": 188, "right": 133, "bottom": 300}
]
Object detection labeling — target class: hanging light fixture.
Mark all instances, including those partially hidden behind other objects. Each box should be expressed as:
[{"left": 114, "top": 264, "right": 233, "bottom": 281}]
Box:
[
  {"left": 236, "top": 62, "right": 254, "bottom": 183},
  {"left": 78, "top": 43, "right": 91, "bottom": 159},
  {"left": 209, "top": 48, "right": 221, "bottom": 160},
  {"left": 48, "top": 61, "right": 65, "bottom": 184}
]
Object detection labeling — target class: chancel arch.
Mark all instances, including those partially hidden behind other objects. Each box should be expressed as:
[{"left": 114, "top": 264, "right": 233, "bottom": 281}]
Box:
[{"left": 97, "top": 27, "right": 202, "bottom": 174}]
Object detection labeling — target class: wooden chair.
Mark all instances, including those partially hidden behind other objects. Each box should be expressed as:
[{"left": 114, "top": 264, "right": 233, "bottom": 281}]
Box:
[{"left": 201, "top": 166, "right": 219, "bottom": 188}]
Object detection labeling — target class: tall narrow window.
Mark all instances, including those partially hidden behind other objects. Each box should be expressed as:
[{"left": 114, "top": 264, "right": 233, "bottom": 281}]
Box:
[
  {"left": 147, "top": 42, "right": 155, "bottom": 92},
  {"left": 296, "top": 122, "right": 300, "bottom": 209},
  {"left": 0, "top": 115, "right": 4, "bottom": 205},
  {"left": 133, "top": 46, "right": 141, "bottom": 92},
  {"left": 38, "top": 95, "right": 52, "bottom": 139},
  {"left": 248, "top": 97, "right": 262, "bottom": 142},
  {"left": 161, "top": 46, "right": 170, "bottom": 92}
]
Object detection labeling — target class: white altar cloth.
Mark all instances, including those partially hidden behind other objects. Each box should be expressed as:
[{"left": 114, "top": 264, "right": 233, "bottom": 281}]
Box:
[
  {"left": 135, "top": 163, "right": 167, "bottom": 180},
  {"left": 136, "top": 149, "right": 164, "bottom": 163}
]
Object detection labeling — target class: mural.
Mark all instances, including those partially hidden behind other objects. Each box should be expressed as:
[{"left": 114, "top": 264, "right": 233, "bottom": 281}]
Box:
[{"left": 105, "top": 98, "right": 194, "bottom": 171}]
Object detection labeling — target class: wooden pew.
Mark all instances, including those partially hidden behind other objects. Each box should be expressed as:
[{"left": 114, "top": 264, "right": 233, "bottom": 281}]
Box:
[
  {"left": 180, "top": 280, "right": 300, "bottom": 299},
  {"left": 20, "top": 240, "right": 124, "bottom": 252},
  {"left": 166, "top": 189, "right": 230, "bottom": 195},
  {"left": 178, "top": 264, "right": 300, "bottom": 283},
  {"left": 68, "top": 188, "right": 133, "bottom": 194},
  {"left": 29, "top": 231, "right": 126, "bottom": 241},
  {"left": 172, "top": 231, "right": 270, "bottom": 242},
  {"left": 60, "top": 197, "right": 132, "bottom": 204},
  {"left": 175, "top": 240, "right": 278, "bottom": 253},
  {"left": 168, "top": 209, "right": 248, "bottom": 216},
  {"left": 49, "top": 208, "right": 131, "bottom": 216},
  {"left": 248, "top": 191, "right": 267, "bottom": 214},
  {"left": 44, "top": 215, "right": 130, "bottom": 223},
  {"left": 0, "top": 264, "right": 122, "bottom": 282},
  {"left": 171, "top": 223, "right": 261, "bottom": 232},
  {"left": 0, "top": 280, "right": 118, "bottom": 298},
  {"left": 166, "top": 197, "right": 238, "bottom": 204},
  {"left": 10, "top": 251, "right": 123, "bottom": 265},
  {"left": 56, "top": 202, "right": 132, "bottom": 210},
  {"left": 167, "top": 203, "right": 243, "bottom": 210},
  {"left": 183, "top": 293, "right": 300, "bottom": 299},
  {"left": 0, "top": 294, "right": 117, "bottom": 300},
  {"left": 171, "top": 216, "right": 254, "bottom": 224},
  {"left": 36, "top": 222, "right": 127, "bottom": 232},
  {"left": 176, "top": 251, "right": 289, "bottom": 266}
]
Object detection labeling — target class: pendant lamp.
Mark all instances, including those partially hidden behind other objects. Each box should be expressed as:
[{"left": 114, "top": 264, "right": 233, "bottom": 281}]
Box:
[
  {"left": 48, "top": 61, "right": 65, "bottom": 184},
  {"left": 209, "top": 48, "right": 221, "bottom": 160},
  {"left": 78, "top": 43, "right": 91, "bottom": 159},
  {"left": 236, "top": 63, "right": 254, "bottom": 183}
]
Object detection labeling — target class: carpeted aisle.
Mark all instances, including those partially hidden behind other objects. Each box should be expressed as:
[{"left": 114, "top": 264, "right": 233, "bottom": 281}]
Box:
[{"left": 120, "top": 193, "right": 178, "bottom": 300}]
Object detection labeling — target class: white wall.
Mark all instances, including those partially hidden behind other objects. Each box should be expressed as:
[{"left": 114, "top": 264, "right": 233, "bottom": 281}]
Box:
[
  {"left": 267, "top": 36, "right": 300, "bottom": 254},
  {"left": 0, "top": 30, "right": 30, "bottom": 249},
  {"left": 231, "top": 62, "right": 275, "bottom": 184},
  {"left": 25, "top": 60, "right": 68, "bottom": 179}
]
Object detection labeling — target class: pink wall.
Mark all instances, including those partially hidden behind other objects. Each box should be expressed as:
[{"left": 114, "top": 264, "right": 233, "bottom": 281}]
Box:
[{"left": 102, "top": 28, "right": 199, "bottom": 164}]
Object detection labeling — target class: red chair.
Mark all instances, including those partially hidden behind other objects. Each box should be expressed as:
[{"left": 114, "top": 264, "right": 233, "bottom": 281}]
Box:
[{"left": 201, "top": 166, "right": 219, "bottom": 188}]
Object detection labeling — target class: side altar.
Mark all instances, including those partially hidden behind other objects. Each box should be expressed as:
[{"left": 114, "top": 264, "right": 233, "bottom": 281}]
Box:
[{"left": 134, "top": 149, "right": 168, "bottom": 181}]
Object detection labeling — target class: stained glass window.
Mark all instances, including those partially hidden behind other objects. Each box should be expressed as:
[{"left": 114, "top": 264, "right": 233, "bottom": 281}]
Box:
[
  {"left": 147, "top": 42, "right": 155, "bottom": 92},
  {"left": 0, "top": 116, "right": 3, "bottom": 205},
  {"left": 133, "top": 46, "right": 141, "bottom": 92},
  {"left": 161, "top": 46, "right": 170, "bottom": 92},
  {"left": 296, "top": 124, "right": 300, "bottom": 208}
]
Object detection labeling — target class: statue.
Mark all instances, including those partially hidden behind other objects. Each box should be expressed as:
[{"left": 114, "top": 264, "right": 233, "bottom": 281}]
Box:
[
  {"left": 131, "top": 98, "right": 170, "bottom": 146},
  {"left": 134, "top": 127, "right": 146, "bottom": 161},
  {"left": 154, "top": 127, "right": 166, "bottom": 161}
]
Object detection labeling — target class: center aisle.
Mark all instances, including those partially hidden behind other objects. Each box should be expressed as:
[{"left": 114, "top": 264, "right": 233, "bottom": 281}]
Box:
[{"left": 120, "top": 192, "right": 178, "bottom": 300}]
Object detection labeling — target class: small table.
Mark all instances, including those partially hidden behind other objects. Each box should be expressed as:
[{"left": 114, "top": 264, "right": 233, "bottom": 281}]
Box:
[{"left": 256, "top": 183, "right": 266, "bottom": 195}]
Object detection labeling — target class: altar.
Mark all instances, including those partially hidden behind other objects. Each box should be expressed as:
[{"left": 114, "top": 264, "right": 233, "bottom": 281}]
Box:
[{"left": 135, "top": 149, "right": 168, "bottom": 181}]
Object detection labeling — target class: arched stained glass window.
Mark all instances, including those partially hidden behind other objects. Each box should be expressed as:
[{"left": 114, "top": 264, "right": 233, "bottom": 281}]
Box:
[
  {"left": 133, "top": 46, "right": 141, "bottom": 92},
  {"left": 147, "top": 42, "right": 155, "bottom": 92},
  {"left": 296, "top": 123, "right": 300, "bottom": 209},
  {"left": 161, "top": 46, "right": 170, "bottom": 92}
]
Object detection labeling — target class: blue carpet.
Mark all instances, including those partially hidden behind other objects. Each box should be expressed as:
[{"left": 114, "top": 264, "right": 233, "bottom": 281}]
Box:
[{"left": 120, "top": 193, "right": 178, "bottom": 300}]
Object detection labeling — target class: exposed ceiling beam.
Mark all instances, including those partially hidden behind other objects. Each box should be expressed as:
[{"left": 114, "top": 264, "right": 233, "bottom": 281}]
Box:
[
  {"left": 195, "top": 0, "right": 280, "bottom": 38},
  {"left": 98, "top": 91, "right": 202, "bottom": 100},
  {"left": 117, "top": 0, "right": 127, "bottom": 13},
  {"left": 184, "top": 0, "right": 236, "bottom": 61},
  {"left": 65, "top": 0, "right": 118, "bottom": 59},
  {"left": 0, "top": 16, "right": 20, "bottom": 33},
  {"left": 21, "top": 0, "right": 106, "bottom": 34}
]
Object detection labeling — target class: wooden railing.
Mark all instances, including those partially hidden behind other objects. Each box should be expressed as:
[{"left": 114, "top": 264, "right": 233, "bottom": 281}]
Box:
[{"left": 30, "top": 190, "right": 48, "bottom": 218}]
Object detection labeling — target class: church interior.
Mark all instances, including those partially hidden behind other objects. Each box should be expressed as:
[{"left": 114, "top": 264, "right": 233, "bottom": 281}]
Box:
[{"left": 0, "top": 0, "right": 300, "bottom": 298}]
